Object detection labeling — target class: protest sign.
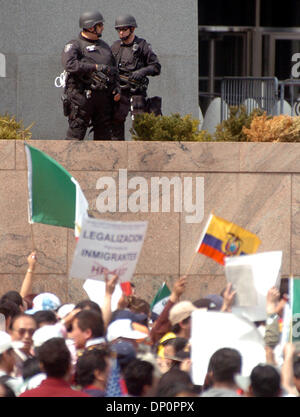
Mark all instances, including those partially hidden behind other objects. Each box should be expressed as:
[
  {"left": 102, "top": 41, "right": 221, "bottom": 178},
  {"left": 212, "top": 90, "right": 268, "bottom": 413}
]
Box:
[
  {"left": 69, "top": 216, "right": 148, "bottom": 283},
  {"left": 225, "top": 251, "right": 282, "bottom": 321},
  {"left": 191, "top": 310, "right": 266, "bottom": 386},
  {"left": 83, "top": 279, "right": 123, "bottom": 311}
]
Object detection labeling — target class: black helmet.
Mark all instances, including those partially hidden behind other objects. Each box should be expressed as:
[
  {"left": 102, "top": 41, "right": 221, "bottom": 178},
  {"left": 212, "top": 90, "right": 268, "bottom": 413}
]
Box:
[
  {"left": 115, "top": 14, "right": 137, "bottom": 29},
  {"left": 79, "top": 11, "right": 104, "bottom": 29}
]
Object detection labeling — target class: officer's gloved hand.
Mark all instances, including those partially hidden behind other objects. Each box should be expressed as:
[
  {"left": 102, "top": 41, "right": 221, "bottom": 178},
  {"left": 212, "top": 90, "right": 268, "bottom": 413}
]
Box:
[
  {"left": 97, "top": 64, "right": 110, "bottom": 75},
  {"left": 129, "top": 69, "right": 147, "bottom": 81},
  {"left": 113, "top": 86, "right": 121, "bottom": 96},
  {"left": 113, "top": 86, "right": 121, "bottom": 102}
]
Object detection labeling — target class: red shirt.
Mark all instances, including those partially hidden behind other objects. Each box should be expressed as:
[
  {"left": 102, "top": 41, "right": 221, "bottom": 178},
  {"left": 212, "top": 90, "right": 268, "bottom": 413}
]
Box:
[{"left": 19, "top": 377, "right": 91, "bottom": 397}]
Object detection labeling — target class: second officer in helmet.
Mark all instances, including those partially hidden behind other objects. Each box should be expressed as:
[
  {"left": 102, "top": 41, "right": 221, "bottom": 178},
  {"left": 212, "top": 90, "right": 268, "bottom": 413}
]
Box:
[{"left": 111, "top": 14, "right": 161, "bottom": 141}]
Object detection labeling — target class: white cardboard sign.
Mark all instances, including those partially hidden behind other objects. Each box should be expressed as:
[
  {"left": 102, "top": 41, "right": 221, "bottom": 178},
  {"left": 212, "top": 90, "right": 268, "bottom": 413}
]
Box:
[
  {"left": 225, "top": 251, "right": 282, "bottom": 321},
  {"left": 191, "top": 310, "right": 266, "bottom": 386}
]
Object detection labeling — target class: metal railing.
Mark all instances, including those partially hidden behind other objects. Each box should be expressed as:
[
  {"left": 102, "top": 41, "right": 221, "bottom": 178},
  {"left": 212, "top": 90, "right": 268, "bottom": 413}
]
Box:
[
  {"left": 278, "top": 79, "right": 300, "bottom": 116},
  {"left": 220, "top": 77, "right": 279, "bottom": 121}
]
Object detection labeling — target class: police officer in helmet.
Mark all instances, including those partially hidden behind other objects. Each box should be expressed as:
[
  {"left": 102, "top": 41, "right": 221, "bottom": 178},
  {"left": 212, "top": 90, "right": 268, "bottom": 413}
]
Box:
[
  {"left": 61, "top": 11, "right": 120, "bottom": 140},
  {"left": 111, "top": 14, "right": 161, "bottom": 141}
]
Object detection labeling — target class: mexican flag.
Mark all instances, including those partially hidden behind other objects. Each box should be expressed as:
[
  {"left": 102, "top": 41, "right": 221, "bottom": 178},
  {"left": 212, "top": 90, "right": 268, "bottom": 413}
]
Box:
[
  {"left": 150, "top": 282, "right": 171, "bottom": 315},
  {"left": 25, "top": 143, "right": 88, "bottom": 237}
]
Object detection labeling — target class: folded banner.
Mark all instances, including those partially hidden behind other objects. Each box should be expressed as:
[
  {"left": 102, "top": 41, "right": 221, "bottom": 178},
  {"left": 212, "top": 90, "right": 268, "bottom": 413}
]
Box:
[
  {"left": 25, "top": 143, "right": 88, "bottom": 237},
  {"left": 196, "top": 213, "right": 261, "bottom": 265},
  {"left": 150, "top": 282, "right": 171, "bottom": 315}
]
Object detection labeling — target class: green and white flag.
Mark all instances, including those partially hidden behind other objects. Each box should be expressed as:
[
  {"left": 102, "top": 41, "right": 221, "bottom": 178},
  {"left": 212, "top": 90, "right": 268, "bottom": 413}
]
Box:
[
  {"left": 150, "top": 282, "right": 171, "bottom": 315},
  {"left": 290, "top": 278, "right": 300, "bottom": 342},
  {"left": 25, "top": 143, "right": 88, "bottom": 237}
]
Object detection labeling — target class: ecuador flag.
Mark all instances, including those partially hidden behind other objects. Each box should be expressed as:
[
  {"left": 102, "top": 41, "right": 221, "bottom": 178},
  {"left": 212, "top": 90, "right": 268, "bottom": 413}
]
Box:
[{"left": 196, "top": 214, "right": 261, "bottom": 265}]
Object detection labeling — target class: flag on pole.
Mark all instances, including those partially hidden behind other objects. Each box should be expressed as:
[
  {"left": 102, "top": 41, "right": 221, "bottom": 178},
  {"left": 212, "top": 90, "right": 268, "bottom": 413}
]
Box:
[
  {"left": 290, "top": 278, "right": 300, "bottom": 343},
  {"left": 25, "top": 143, "right": 88, "bottom": 238},
  {"left": 196, "top": 213, "right": 261, "bottom": 265},
  {"left": 150, "top": 282, "right": 171, "bottom": 315}
]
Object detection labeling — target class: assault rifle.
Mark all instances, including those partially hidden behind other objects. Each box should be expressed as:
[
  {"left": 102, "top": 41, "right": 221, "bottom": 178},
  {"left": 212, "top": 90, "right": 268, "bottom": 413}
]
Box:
[
  {"left": 79, "top": 70, "right": 110, "bottom": 91},
  {"left": 119, "top": 72, "right": 149, "bottom": 94}
]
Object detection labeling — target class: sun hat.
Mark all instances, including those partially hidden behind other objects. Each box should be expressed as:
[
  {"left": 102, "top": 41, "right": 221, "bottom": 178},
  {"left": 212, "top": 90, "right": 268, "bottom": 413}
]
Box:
[
  {"left": 32, "top": 325, "right": 64, "bottom": 348},
  {"left": 169, "top": 301, "right": 198, "bottom": 326},
  {"left": 26, "top": 293, "right": 61, "bottom": 314},
  {"left": 106, "top": 319, "right": 149, "bottom": 343}
]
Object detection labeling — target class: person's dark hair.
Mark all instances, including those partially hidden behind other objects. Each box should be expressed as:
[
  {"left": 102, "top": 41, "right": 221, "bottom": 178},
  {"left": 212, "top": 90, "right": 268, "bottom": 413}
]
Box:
[
  {"left": 161, "top": 337, "right": 188, "bottom": 353},
  {"left": 23, "top": 294, "right": 37, "bottom": 310},
  {"left": 74, "top": 309, "right": 104, "bottom": 338},
  {"left": 193, "top": 298, "right": 220, "bottom": 310},
  {"left": 127, "top": 296, "right": 150, "bottom": 316},
  {"left": 9, "top": 313, "right": 37, "bottom": 331},
  {"left": 0, "top": 300, "right": 21, "bottom": 325},
  {"left": 22, "top": 357, "right": 42, "bottom": 380},
  {"left": 208, "top": 348, "right": 242, "bottom": 383},
  {"left": 0, "top": 377, "right": 16, "bottom": 397},
  {"left": 250, "top": 364, "right": 281, "bottom": 397},
  {"left": 155, "top": 369, "right": 194, "bottom": 397},
  {"left": 159, "top": 381, "right": 196, "bottom": 397},
  {"left": 1, "top": 291, "right": 23, "bottom": 308},
  {"left": 75, "top": 349, "right": 109, "bottom": 387},
  {"left": 33, "top": 310, "right": 58, "bottom": 327},
  {"left": 171, "top": 316, "right": 190, "bottom": 335},
  {"left": 293, "top": 357, "right": 300, "bottom": 379},
  {"left": 37, "top": 337, "right": 70, "bottom": 378},
  {"left": 75, "top": 299, "right": 102, "bottom": 314},
  {"left": 124, "top": 359, "right": 154, "bottom": 397}
]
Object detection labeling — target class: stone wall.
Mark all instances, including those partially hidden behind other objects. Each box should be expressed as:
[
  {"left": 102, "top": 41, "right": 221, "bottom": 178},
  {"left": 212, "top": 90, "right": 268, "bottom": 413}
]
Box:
[{"left": 0, "top": 140, "right": 299, "bottom": 305}]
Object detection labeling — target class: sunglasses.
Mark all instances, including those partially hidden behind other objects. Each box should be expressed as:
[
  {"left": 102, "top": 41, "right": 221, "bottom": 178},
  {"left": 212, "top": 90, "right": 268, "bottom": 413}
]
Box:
[
  {"left": 12, "top": 328, "right": 35, "bottom": 337},
  {"left": 116, "top": 27, "right": 131, "bottom": 32}
]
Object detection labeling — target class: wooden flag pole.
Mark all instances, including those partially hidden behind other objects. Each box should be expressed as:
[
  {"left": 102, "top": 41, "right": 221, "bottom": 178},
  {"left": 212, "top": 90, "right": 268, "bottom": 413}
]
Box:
[
  {"left": 185, "top": 251, "right": 198, "bottom": 276},
  {"left": 23, "top": 141, "right": 36, "bottom": 251}
]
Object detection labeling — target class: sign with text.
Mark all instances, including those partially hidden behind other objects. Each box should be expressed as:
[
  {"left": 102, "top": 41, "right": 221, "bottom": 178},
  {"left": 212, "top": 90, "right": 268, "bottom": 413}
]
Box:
[{"left": 69, "top": 217, "right": 148, "bottom": 283}]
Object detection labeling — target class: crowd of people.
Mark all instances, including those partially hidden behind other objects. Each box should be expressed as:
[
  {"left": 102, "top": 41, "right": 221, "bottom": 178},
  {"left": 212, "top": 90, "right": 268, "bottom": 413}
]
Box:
[{"left": 0, "top": 250, "right": 299, "bottom": 398}]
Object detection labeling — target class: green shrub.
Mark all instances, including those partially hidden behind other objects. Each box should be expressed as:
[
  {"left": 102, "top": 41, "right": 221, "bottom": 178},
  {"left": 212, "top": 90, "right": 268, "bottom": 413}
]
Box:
[
  {"left": 130, "top": 112, "right": 213, "bottom": 142},
  {"left": 0, "top": 113, "right": 34, "bottom": 140},
  {"left": 214, "top": 105, "right": 264, "bottom": 142}
]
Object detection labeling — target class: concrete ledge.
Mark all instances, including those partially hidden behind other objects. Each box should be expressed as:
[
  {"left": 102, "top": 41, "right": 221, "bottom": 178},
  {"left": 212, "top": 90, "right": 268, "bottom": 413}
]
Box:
[{"left": 0, "top": 140, "right": 299, "bottom": 304}]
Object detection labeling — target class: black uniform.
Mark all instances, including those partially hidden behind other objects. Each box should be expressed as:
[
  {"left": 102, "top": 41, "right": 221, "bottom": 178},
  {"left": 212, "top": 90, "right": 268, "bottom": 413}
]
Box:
[
  {"left": 62, "top": 33, "right": 119, "bottom": 140},
  {"left": 111, "top": 35, "right": 161, "bottom": 140}
]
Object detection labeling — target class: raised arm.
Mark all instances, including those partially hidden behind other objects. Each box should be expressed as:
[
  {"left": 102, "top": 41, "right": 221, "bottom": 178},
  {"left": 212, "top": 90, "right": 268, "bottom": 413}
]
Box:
[
  {"left": 20, "top": 251, "right": 37, "bottom": 298},
  {"left": 102, "top": 273, "right": 119, "bottom": 331}
]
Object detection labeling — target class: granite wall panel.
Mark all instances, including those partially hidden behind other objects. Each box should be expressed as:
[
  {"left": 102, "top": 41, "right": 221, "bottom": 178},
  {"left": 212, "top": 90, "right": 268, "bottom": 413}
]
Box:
[{"left": 0, "top": 141, "right": 297, "bottom": 305}]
